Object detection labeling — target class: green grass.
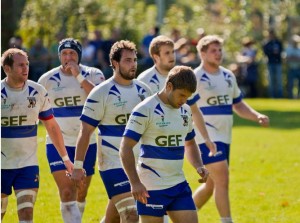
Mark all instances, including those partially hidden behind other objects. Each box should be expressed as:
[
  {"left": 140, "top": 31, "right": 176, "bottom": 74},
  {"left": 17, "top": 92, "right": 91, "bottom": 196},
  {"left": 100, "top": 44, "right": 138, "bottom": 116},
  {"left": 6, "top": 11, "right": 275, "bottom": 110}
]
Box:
[{"left": 3, "top": 99, "right": 300, "bottom": 223}]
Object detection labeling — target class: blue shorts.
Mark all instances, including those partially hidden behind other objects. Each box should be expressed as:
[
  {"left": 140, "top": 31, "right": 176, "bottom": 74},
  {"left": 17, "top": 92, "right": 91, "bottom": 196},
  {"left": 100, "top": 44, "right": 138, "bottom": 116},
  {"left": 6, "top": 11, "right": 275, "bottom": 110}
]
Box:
[
  {"left": 199, "top": 141, "right": 230, "bottom": 165},
  {"left": 137, "top": 181, "right": 196, "bottom": 217},
  {"left": 1, "top": 166, "right": 39, "bottom": 195},
  {"left": 46, "top": 143, "right": 96, "bottom": 176},
  {"left": 100, "top": 168, "right": 131, "bottom": 199}
]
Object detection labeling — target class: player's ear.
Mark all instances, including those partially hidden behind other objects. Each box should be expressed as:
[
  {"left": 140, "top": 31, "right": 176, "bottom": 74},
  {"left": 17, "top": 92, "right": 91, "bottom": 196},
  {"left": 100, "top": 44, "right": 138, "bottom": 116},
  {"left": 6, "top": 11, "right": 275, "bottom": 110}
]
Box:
[{"left": 166, "top": 82, "right": 173, "bottom": 91}]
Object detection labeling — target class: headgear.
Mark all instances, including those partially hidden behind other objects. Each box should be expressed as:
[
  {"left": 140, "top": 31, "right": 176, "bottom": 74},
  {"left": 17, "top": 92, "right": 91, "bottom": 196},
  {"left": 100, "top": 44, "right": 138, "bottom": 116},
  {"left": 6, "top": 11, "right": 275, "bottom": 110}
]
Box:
[{"left": 58, "top": 38, "right": 82, "bottom": 64}]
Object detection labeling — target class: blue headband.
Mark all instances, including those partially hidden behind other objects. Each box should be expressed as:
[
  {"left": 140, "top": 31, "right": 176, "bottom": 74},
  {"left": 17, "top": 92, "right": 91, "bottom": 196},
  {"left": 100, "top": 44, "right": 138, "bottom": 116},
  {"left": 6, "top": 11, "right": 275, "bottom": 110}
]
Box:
[{"left": 58, "top": 39, "right": 82, "bottom": 64}]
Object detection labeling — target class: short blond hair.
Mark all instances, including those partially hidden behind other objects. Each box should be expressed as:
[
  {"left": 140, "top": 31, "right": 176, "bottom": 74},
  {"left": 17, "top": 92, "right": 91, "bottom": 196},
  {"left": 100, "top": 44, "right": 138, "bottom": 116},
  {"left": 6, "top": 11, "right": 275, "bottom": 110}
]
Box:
[
  {"left": 196, "top": 35, "right": 223, "bottom": 53},
  {"left": 149, "top": 35, "right": 174, "bottom": 58}
]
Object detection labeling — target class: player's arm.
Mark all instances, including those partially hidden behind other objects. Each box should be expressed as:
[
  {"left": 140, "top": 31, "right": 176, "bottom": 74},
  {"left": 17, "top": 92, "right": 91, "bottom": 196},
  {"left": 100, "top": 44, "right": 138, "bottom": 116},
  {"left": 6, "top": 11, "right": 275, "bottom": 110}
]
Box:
[
  {"left": 71, "top": 121, "right": 96, "bottom": 182},
  {"left": 233, "top": 101, "right": 269, "bottom": 127},
  {"left": 185, "top": 138, "right": 209, "bottom": 183},
  {"left": 41, "top": 117, "right": 73, "bottom": 173},
  {"left": 190, "top": 103, "right": 217, "bottom": 156},
  {"left": 120, "top": 136, "right": 149, "bottom": 204}
]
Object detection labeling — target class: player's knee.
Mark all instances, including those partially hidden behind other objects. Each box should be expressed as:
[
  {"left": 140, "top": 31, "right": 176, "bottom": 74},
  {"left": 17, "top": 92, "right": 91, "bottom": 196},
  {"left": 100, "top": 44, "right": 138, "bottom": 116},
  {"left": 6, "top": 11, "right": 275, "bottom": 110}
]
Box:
[
  {"left": 16, "top": 190, "right": 37, "bottom": 211},
  {"left": 1, "top": 197, "right": 8, "bottom": 214},
  {"left": 124, "top": 207, "right": 138, "bottom": 222},
  {"left": 115, "top": 197, "right": 138, "bottom": 222},
  {"left": 60, "top": 187, "right": 76, "bottom": 200}
]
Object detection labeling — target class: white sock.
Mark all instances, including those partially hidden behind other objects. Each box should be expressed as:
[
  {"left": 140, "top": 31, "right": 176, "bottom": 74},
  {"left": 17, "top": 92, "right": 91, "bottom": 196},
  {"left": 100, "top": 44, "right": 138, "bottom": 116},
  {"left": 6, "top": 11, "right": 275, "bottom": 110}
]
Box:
[
  {"left": 99, "top": 217, "right": 105, "bottom": 223},
  {"left": 77, "top": 201, "right": 86, "bottom": 218},
  {"left": 60, "top": 201, "right": 81, "bottom": 223},
  {"left": 19, "top": 221, "right": 33, "bottom": 223},
  {"left": 163, "top": 215, "right": 169, "bottom": 223},
  {"left": 221, "top": 217, "right": 234, "bottom": 223}
]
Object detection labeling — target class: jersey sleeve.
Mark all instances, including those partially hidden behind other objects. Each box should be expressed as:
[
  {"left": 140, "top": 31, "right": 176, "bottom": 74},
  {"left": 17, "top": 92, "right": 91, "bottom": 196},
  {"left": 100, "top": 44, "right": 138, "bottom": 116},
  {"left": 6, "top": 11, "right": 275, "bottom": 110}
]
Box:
[
  {"left": 38, "top": 85, "right": 54, "bottom": 120},
  {"left": 89, "top": 67, "right": 106, "bottom": 85},
  {"left": 80, "top": 85, "right": 106, "bottom": 127},
  {"left": 123, "top": 103, "right": 149, "bottom": 142}
]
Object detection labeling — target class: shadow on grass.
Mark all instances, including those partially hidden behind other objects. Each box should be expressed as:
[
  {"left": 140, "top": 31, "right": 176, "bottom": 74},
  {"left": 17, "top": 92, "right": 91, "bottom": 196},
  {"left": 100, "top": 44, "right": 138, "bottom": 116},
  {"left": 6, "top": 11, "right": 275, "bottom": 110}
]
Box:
[{"left": 234, "top": 110, "right": 300, "bottom": 129}]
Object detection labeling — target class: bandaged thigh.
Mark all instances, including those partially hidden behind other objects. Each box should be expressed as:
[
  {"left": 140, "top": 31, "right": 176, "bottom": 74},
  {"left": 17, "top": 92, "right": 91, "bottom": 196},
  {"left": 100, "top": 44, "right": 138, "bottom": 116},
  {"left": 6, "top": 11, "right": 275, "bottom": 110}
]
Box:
[
  {"left": 16, "top": 190, "right": 37, "bottom": 211},
  {"left": 115, "top": 197, "right": 138, "bottom": 221}
]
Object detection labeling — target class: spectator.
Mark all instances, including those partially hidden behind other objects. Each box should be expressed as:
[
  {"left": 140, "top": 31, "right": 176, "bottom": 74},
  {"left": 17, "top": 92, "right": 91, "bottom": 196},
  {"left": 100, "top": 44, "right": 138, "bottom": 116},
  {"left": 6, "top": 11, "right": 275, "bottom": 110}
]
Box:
[
  {"left": 48, "top": 32, "right": 65, "bottom": 69},
  {"left": 90, "top": 30, "right": 105, "bottom": 68},
  {"left": 81, "top": 36, "right": 96, "bottom": 66},
  {"left": 263, "top": 29, "right": 283, "bottom": 98},
  {"left": 28, "top": 38, "right": 49, "bottom": 82},
  {"left": 285, "top": 34, "right": 300, "bottom": 99},
  {"left": 99, "top": 28, "right": 122, "bottom": 79},
  {"left": 236, "top": 37, "right": 259, "bottom": 98},
  {"left": 139, "top": 26, "right": 160, "bottom": 69}
]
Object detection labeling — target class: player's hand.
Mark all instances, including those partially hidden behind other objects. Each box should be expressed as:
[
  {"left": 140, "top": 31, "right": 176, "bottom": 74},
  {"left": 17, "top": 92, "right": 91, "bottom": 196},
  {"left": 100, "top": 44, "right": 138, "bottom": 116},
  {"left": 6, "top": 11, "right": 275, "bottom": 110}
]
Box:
[
  {"left": 197, "top": 166, "right": 209, "bottom": 183},
  {"left": 205, "top": 139, "right": 217, "bottom": 157},
  {"left": 258, "top": 114, "right": 269, "bottom": 127},
  {"left": 63, "top": 160, "right": 74, "bottom": 174},
  {"left": 63, "top": 61, "right": 80, "bottom": 76},
  {"left": 70, "top": 168, "right": 86, "bottom": 188},
  {"left": 131, "top": 182, "right": 149, "bottom": 204}
]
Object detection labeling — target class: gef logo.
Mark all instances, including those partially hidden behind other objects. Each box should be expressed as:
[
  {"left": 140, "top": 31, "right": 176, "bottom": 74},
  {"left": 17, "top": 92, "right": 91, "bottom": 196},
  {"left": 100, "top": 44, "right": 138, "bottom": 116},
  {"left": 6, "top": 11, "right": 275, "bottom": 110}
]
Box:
[
  {"left": 54, "top": 96, "right": 81, "bottom": 107},
  {"left": 155, "top": 135, "right": 182, "bottom": 147},
  {"left": 115, "top": 114, "right": 131, "bottom": 125},
  {"left": 1, "top": 116, "right": 27, "bottom": 126},
  {"left": 207, "top": 95, "right": 230, "bottom": 105}
]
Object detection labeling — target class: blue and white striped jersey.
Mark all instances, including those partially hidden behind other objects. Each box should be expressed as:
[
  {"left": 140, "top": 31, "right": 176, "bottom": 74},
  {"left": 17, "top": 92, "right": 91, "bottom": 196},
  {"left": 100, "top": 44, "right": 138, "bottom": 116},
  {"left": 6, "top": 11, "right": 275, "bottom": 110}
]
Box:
[
  {"left": 1, "top": 80, "right": 53, "bottom": 169},
  {"left": 81, "top": 77, "right": 152, "bottom": 171},
  {"left": 124, "top": 94, "right": 195, "bottom": 190},
  {"left": 187, "top": 65, "right": 243, "bottom": 144},
  {"left": 38, "top": 64, "right": 105, "bottom": 146},
  {"left": 137, "top": 66, "right": 167, "bottom": 93}
]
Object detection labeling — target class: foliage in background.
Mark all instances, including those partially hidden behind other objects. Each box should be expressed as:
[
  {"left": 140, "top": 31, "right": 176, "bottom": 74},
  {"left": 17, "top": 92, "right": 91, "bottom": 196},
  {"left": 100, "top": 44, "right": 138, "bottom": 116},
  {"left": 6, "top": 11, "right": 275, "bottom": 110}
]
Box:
[{"left": 10, "top": 0, "right": 299, "bottom": 58}]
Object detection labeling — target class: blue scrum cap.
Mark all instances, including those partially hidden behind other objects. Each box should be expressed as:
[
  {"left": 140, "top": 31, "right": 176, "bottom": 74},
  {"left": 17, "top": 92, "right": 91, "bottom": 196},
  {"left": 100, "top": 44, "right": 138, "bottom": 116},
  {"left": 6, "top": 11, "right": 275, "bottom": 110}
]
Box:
[{"left": 58, "top": 38, "right": 82, "bottom": 64}]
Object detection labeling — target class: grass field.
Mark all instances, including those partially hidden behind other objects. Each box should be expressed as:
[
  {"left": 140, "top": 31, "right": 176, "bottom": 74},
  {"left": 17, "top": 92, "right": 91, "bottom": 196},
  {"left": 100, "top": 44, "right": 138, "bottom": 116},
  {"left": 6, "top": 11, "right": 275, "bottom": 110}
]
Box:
[{"left": 3, "top": 99, "right": 300, "bottom": 223}]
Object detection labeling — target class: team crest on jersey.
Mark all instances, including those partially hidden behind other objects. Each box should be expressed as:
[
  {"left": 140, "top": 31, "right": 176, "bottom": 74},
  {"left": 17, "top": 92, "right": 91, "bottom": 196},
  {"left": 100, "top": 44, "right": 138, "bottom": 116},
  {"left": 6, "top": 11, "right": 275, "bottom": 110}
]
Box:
[
  {"left": 27, "top": 97, "right": 36, "bottom": 108},
  {"left": 109, "top": 85, "right": 127, "bottom": 107},
  {"left": 201, "top": 74, "right": 216, "bottom": 90},
  {"left": 27, "top": 86, "right": 38, "bottom": 108},
  {"left": 223, "top": 72, "right": 232, "bottom": 88},
  {"left": 154, "top": 104, "right": 170, "bottom": 127},
  {"left": 180, "top": 107, "right": 189, "bottom": 126}
]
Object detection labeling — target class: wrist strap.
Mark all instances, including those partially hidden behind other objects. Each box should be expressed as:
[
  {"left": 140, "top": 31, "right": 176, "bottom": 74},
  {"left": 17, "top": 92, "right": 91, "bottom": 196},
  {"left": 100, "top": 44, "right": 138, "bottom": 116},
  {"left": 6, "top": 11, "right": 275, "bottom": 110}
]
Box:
[
  {"left": 74, "top": 160, "right": 84, "bottom": 169},
  {"left": 76, "top": 73, "right": 85, "bottom": 84},
  {"left": 62, "top": 155, "right": 69, "bottom": 162}
]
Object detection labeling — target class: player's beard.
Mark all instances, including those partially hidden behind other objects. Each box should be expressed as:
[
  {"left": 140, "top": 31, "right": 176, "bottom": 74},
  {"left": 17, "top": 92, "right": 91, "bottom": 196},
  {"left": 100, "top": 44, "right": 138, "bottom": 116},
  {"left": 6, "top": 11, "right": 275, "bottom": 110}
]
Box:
[{"left": 119, "top": 66, "right": 136, "bottom": 80}]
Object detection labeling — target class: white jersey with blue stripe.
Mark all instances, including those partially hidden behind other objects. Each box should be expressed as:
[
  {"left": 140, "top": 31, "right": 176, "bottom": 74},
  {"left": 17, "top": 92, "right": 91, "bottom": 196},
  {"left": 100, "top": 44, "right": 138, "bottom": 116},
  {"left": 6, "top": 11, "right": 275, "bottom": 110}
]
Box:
[
  {"left": 187, "top": 65, "right": 242, "bottom": 144},
  {"left": 1, "top": 80, "right": 53, "bottom": 169},
  {"left": 124, "top": 94, "right": 195, "bottom": 190},
  {"left": 81, "top": 77, "right": 152, "bottom": 171},
  {"left": 38, "top": 64, "right": 105, "bottom": 146},
  {"left": 137, "top": 66, "right": 167, "bottom": 93}
]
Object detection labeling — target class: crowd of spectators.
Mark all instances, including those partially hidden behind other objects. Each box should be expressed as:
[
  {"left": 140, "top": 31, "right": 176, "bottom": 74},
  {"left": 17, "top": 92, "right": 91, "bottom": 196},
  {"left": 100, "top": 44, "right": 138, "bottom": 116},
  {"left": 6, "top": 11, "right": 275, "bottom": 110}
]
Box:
[{"left": 4, "top": 28, "right": 300, "bottom": 99}]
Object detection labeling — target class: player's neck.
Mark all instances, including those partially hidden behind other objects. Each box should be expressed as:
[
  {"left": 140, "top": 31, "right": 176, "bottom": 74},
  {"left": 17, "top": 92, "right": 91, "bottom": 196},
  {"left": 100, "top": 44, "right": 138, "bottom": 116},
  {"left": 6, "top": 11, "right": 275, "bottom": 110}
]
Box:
[
  {"left": 5, "top": 78, "right": 26, "bottom": 90},
  {"left": 202, "top": 63, "right": 220, "bottom": 75},
  {"left": 113, "top": 73, "right": 132, "bottom": 86},
  {"left": 155, "top": 65, "right": 169, "bottom": 76}
]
